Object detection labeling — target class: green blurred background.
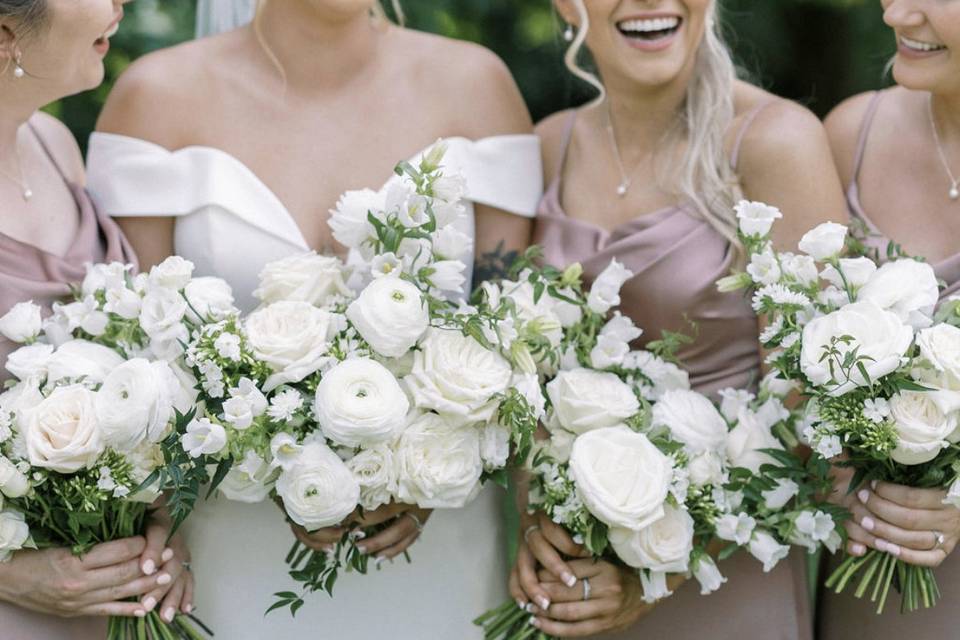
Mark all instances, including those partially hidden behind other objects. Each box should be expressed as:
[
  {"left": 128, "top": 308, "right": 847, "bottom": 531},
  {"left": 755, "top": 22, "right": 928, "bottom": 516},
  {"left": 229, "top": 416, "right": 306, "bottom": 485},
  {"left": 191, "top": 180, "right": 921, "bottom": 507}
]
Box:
[{"left": 50, "top": 0, "right": 895, "bottom": 150}]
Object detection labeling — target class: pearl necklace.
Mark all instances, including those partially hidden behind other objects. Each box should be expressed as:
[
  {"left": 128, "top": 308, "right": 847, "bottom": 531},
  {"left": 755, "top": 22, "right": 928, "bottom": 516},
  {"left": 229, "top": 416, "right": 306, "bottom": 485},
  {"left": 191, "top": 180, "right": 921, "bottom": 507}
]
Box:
[
  {"left": 0, "top": 136, "right": 32, "bottom": 202},
  {"left": 927, "top": 94, "right": 960, "bottom": 201}
]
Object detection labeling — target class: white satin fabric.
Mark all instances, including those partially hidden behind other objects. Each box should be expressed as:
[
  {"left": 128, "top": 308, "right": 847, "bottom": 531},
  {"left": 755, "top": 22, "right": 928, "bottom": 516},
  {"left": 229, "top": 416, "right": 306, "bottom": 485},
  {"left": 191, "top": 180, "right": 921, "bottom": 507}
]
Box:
[{"left": 86, "top": 131, "right": 542, "bottom": 639}]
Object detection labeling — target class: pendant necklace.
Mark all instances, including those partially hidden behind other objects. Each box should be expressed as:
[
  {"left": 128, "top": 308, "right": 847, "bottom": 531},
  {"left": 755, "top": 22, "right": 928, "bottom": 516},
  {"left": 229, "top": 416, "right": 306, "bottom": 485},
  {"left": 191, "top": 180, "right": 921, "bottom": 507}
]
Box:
[{"left": 927, "top": 93, "right": 960, "bottom": 201}]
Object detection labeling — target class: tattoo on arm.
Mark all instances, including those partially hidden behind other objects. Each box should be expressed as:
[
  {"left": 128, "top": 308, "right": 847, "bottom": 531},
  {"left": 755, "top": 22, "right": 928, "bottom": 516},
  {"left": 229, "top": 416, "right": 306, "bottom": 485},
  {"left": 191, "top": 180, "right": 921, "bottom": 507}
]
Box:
[{"left": 473, "top": 240, "right": 520, "bottom": 289}]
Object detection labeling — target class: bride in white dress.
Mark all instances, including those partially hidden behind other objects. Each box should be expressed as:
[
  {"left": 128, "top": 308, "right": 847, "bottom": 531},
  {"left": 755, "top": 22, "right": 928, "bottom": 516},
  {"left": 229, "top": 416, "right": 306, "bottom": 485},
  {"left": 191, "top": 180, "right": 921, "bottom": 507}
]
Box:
[{"left": 85, "top": 1, "right": 542, "bottom": 637}]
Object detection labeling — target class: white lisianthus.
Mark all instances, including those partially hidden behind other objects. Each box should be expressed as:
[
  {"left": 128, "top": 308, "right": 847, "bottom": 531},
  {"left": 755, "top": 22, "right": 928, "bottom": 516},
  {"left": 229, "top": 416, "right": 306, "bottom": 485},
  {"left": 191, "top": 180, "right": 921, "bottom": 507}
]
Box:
[
  {"left": 346, "top": 276, "right": 428, "bottom": 358},
  {"left": 315, "top": 358, "right": 409, "bottom": 448},
  {"left": 718, "top": 388, "right": 755, "bottom": 423},
  {"left": 568, "top": 425, "right": 672, "bottom": 531},
  {"left": 762, "top": 478, "right": 800, "bottom": 510},
  {"left": 692, "top": 555, "right": 727, "bottom": 595},
  {"left": 328, "top": 189, "right": 384, "bottom": 257},
  {"left": 820, "top": 257, "right": 877, "bottom": 290},
  {"left": 546, "top": 369, "right": 639, "bottom": 435},
  {"left": 422, "top": 260, "right": 466, "bottom": 294},
  {"left": 590, "top": 314, "right": 643, "bottom": 369},
  {"left": 104, "top": 286, "right": 141, "bottom": 320},
  {"left": 609, "top": 504, "right": 694, "bottom": 572},
  {"left": 0, "top": 456, "right": 28, "bottom": 498},
  {"left": 431, "top": 225, "right": 473, "bottom": 262},
  {"left": 405, "top": 328, "right": 512, "bottom": 427},
  {"left": 181, "top": 417, "right": 227, "bottom": 458},
  {"left": 0, "top": 301, "right": 42, "bottom": 343},
  {"left": 797, "top": 222, "right": 847, "bottom": 260},
  {"left": 800, "top": 301, "right": 912, "bottom": 395},
  {"left": 269, "top": 432, "right": 302, "bottom": 471},
  {"left": 639, "top": 570, "right": 673, "bottom": 604},
  {"left": 5, "top": 343, "right": 54, "bottom": 381},
  {"left": 500, "top": 280, "right": 563, "bottom": 346},
  {"left": 148, "top": 256, "right": 194, "bottom": 290},
  {"left": 735, "top": 201, "right": 782, "bottom": 236},
  {"left": 726, "top": 409, "right": 784, "bottom": 473},
  {"left": 184, "top": 277, "right": 236, "bottom": 321},
  {"left": 652, "top": 389, "right": 728, "bottom": 454},
  {"left": 858, "top": 259, "right": 939, "bottom": 329},
  {"left": 139, "top": 287, "right": 188, "bottom": 344},
  {"left": 687, "top": 450, "right": 726, "bottom": 487},
  {"left": 889, "top": 391, "right": 956, "bottom": 465},
  {"left": 21, "top": 384, "right": 103, "bottom": 473},
  {"left": 254, "top": 252, "right": 352, "bottom": 307},
  {"left": 779, "top": 253, "right": 819, "bottom": 286},
  {"left": 749, "top": 530, "right": 790, "bottom": 572},
  {"left": 277, "top": 443, "right": 359, "bottom": 531},
  {"left": 716, "top": 512, "right": 756, "bottom": 545},
  {"left": 395, "top": 412, "right": 484, "bottom": 509},
  {"left": 432, "top": 173, "right": 466, "bottom": 203},
  {"left": 747, "top": 250, "right": 782, "bottom": 286},
  {"left": 346, "top": 445, "right": 398, "bottom": 511},
  {"left": 95, "top": 359, "right": 178, "bottom": 452},
  {"left": 245, "top": 301, "right": 333, "bottom": 389},
  {"left": 0, "top": 510, "right": 30, "bottom": 562},
  {"left": 587, "top": 259, "right": 634, "bottom": 314},
  {"left": 479, "top": 422, "right": 511, "bottom": 470},
  {"left": 219, "top": 450, "right": 275, "bottom": 503}
]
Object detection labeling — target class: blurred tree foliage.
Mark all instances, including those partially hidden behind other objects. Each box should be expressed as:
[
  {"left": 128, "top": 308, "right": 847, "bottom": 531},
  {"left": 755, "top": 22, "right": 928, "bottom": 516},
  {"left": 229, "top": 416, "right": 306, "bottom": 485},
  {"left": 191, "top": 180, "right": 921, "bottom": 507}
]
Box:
[{"left": 52, "top": 0, "right": 894, "bottom": 151}]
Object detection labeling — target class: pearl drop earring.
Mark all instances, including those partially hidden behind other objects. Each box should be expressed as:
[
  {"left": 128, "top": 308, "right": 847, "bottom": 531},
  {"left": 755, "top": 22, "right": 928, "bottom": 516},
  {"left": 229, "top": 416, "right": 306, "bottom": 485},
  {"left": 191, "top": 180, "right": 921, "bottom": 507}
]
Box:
[
  {"left": 12, "top": 51, "right": 24, "bottom": 78},
  {"left": 563, "top": 24, "right": 574, "bottom": 42}
]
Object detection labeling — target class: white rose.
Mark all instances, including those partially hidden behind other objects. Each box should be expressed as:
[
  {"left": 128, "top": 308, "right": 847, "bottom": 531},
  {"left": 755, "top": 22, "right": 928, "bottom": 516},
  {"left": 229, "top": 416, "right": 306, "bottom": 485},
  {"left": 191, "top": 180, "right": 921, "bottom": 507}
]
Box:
[
  {"left": 779, "top": 253, "right": 818, "bottom": 287},
  {"left": 692, "top": 555, "right": 727, "bottom": 595},
  {"left": 180, "top": 417, "right": 227, "bottom": 458},
  {"left": 800, "top": 301, "right": 913, "bottom": 396},
  {"left": 395, "top": 412, "right": 484, "bottom": 509},
  {"left": 346, "top": 276, "right": 428, "bottom": 358},
  {"left": 889, "top": 391, "right": 957, "bottom": 465},
  {"left": 587, "top": 259, "right": 634, "bottom": 314},
  {"left": 568, "top": 425, "right": 672, "bottom": 530},
  {"left": 148, "top": 256, "right": 194, "bottom": 290},
  {"left": 749, "top": 530, "right": 790, "bottom": 572},
  {"left": 747, "top": 250, "right": 782, "bottom": 286},
  {"left": 652, "top": 389, "right": 728, "bottom": 453},
  {"left": 546, "top": 369, "right": 639, "bottom": 435},
  {"left": 609, "top": 504, "right": 694, "bottom": 572},
  {"left": 277, "top": 442, "right": 359, "bottom": 531},
  {"left": 346, "top": 445, "right": 397, "bottom": 511},
  {"left": 726, "top": 409, "right": 784, "bottom": 473},
  {"left": 820, "top": 257, "right": 877, "bottom": 289},
  {"left": 5, "top": 343, "right": 54, "bottom": 381},
  {"left": 797, "top": 222, "right": 847, "bottom": 260},
  {"left": 184, "top": 277, "right": 237, "bottom": 322},
  {"left": 0, "top": 302, "right": 42, "bottom": 343},
  {"left": 95, "top": 359, "right": 178, "bottom": 452},
  {"left": 139, "top": 288, "right": 188, "bottom": 343},
  {"left": 328, "top": 189, "right": 384, "bottom": 256},
  {"left": 45, "top": 340, "right": 125, "bottom": 385},
  {"left": 914, "top": 324, "right": 960, "bottom": 414},
  {"left": 715, "top": 512, "right": 756, "bottom": 545},
  {"left": 254, "top": 252, "right": 352, "bottom": 307},
  {"left": 219, "top": 450, "right": 275, "bottom": 503},
  {"left": 0, "top": 510, "right": 30, "bottom": 562},
  {"left": 21, "top": 384, "right": 103, "bottom": 473},
  {"left": 687, "top": 450, "right": 726, "bottom": 487},
  {"left": 858, "top": 260, "right": 939, "bottom": 328},
  {"left": 0, "top": 456, "right": 29, "bottom": 498},
  {"left": 405, "top": 328, "right": 512, "bottom": 427},
  {"left": 315, "top": 358, "right": 409, "bottom": 448},
  {"left": 245, "top": 301, "right": 333, "bottom": 389},
  {"left": 735, "top": 201, "right": 782, "bottom": 237}
]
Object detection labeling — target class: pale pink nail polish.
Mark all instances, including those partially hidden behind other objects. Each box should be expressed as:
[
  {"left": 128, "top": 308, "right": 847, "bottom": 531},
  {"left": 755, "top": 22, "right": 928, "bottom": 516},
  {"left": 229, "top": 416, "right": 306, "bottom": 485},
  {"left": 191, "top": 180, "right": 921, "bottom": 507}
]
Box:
[
  {"left": 161, "top": 548, "right": 174, "bottom": 563},
  {"left": 143, "top": 597, "right": 157, "bottom": 612},
  {"left": 163, "top": 607, "right": 175, "bottom": 622},
  {"left": 530, "top": 616, "right": 540, "bottom": 628},
  {"left": 562, "top": 572, "right": 576, "bottom": 588},
  {"left": 183, "top": 604, "right": 193, "bottom": 614},
  {"left": 851, "top": 543, "right": 866, "bottom": 556},
  {"left": 134, "top": 609, "right": 146, "bottom": 618},
  {"left": 887, "top": 543, "right": 901, "bottom": 557},
  {"left": 870, "top": 480, "right": 877, "bottom": 490},
  {"left": 142, "top": 559, "right": 156, "bottom": 575},
  {"left": 861, "top": 516, "right": 875, "bottom": 531},
  {"left": 858, "top": 489, "right": 870, "bottom": 504},
  {"left": 536, "top": 596, "right": 550, "bottom": 610},
  {"left": 524, "top": 602, "right": 535, "bottom": 613},
  {"left": 875, "top": 539, "right": 888, "bottom": 552},
  {"left": 157, "top": 573, "right": 171, "bottom": 586}
]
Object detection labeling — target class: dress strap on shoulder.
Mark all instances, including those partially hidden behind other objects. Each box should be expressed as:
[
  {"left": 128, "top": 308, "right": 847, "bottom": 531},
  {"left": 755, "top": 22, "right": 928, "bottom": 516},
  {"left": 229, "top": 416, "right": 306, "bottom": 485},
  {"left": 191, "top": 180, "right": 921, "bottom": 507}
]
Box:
[
  {"left": 26, "top": 120, "right": 69, "bottom": 182},
  {"left": 729, "top": 101, "right": 775, "bottom": 172},
  {"left": 851, "top": 91, "right": 884, "bottom": 185},
  {"left": 552, "top": 110, "right": 579, "bottom": 183}
]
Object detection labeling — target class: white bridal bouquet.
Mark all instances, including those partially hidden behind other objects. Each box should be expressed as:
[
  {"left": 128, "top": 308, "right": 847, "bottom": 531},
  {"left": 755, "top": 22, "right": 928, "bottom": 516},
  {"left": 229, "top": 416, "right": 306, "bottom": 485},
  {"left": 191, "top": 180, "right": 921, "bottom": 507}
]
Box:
[
  {"left": 0, "top": 258, "right": 223, "bottom": 639},
  {"left": 475, "top": 256, "right": 841, "bottom": 639},
  {"left": 720, "top": 200, "right": 958, "bottom": 613},
  {"left": 166, "top": 144, "right": 542, "bottom": 615}
]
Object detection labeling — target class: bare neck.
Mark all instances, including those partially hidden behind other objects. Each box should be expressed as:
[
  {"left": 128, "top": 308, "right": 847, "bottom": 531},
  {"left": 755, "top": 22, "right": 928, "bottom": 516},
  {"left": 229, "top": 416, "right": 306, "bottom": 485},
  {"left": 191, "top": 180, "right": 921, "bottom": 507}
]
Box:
[{"left": 930, "top": 90, "right": 960, "bottom": 143}]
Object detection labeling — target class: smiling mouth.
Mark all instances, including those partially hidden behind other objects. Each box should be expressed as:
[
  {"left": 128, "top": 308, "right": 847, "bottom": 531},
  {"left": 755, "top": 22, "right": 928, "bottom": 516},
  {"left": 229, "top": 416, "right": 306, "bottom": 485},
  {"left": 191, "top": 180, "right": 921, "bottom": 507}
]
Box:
[
  {"left": 616, "top": 16, "right": 683, "bottom": 42},
  {"left": 900, "top": 35, "right": 946, "bottom": 53}
]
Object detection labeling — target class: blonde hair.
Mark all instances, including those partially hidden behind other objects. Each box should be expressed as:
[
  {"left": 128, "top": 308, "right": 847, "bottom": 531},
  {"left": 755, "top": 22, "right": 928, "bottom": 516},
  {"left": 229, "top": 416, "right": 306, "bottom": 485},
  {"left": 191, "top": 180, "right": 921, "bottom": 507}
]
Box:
[{"left": 564, "top": 0, "right": 743, "bottom": 257}]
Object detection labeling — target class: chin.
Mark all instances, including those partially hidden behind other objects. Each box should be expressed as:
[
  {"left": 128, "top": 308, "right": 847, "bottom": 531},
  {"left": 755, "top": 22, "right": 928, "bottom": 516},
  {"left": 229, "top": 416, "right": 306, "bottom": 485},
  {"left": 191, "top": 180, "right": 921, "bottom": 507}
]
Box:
[
  {"left": 623, "top": 60, "right": 687, "bottom": 89},
  {"left": 892, "top": 62, "right": 953, "bottom": 93}
]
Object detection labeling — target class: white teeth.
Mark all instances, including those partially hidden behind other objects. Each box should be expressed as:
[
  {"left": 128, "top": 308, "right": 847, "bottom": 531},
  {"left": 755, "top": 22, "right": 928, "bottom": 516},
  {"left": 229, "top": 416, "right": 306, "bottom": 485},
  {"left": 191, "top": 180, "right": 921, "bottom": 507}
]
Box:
[
  {"left": 900, "top": 35, "right": 945, "bottom": 52},
  {"left": 618, "top": 17, "right": 680, "bottom": 34}
]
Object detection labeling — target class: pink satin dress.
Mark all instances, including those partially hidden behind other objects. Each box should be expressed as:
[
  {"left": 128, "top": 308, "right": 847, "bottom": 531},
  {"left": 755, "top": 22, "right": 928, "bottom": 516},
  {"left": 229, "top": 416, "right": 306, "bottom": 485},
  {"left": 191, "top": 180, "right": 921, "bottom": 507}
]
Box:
[
  {"left": 0, "top": 122, "right": 136, "bottom": 639},
  {"left": 533, "top": 107, "right": 812, "bottom": 640},
  {"left": 817, "top": 91, "right": 960, "bottom": 639}
]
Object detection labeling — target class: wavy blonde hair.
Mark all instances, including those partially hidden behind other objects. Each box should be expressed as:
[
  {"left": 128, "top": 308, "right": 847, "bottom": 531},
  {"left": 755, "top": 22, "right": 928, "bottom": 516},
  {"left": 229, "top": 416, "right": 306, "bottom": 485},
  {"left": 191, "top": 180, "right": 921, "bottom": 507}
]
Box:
[{"left": 564, "top": 0, "right": 743, "bottom": 256}]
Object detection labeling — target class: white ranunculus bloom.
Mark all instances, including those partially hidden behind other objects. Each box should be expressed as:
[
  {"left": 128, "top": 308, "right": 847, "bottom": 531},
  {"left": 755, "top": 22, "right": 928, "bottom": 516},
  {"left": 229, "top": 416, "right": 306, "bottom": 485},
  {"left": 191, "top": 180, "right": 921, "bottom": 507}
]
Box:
[
  {"left": 277, "top": 442, "right": 359, "bottom": 531},
  {"left": 747, "top": 250, "right": 782, "bottom": 286},
  {"left": 21, "top": 384, "right": 103, "bottom": 473},
  {"left": 749, "top": 530, "right": 790, "bottom": 572},
  {"left": 245, "top": 301, "right": 333, "bottom": 389},
  {"left": 315, "top": 358, "right": 409, "bottom": 448},
  {"left": 858, "top": 260, "right": 939, "bottom": 329},
  {"left": 346, "top": 276, "right": 428, "bottom": 358},
  {"left": 5, "top": 343, "right": 54, "bottom": 381},
  {"left": 254, "top": 252, "right": 352, "bottom": 308},
  {"left": 652, "top": 389, "right": 728, "bottom": 453},
  {"left": 716, "top": 512, "right": 756, "bottom": 545},
  {"left": 405, "top": 328, "right": 512, "bottom": 427},
  {"left": 735, "top": 200, "right": 782, "bottom": 236},
  {"left": 820, "top": 257, "right": 877, "bottom": 290},
  {"left": 346, "top": 445, "right": 397, "bottom": 511},
  {"left": 148, "top": 256, "right": 194, "bottom": 290},
  {"left": 181, "top": 417, "right": 227, "bottom": 458},
  {"left": 762, "top": 478, "right": 800, "bottom": 510},
  {"left": 0, "top": 510, "right": 30, "bottom": 561},
  {"left": 184, "top": 277, "right": 237, "bottom": 322},
  {"left": 693, "top": 555, "right": 727, "bottom": 595},
  {"left": 889, "top": 391, "right": 957, "bottom": 465},
  {"left": 568, "top": 425, "right": 672, "bottom": 531},
  {"left": 395, "top": 412, "right": 484, "bottom": 509},
  {"left": 587, "top": 259, "right": 634, "bottom": 314},
  {"left": 0, "top": 456, "right": 28, "bottom": 498},
  {"left": 546, "top": 368, "right": 639, "bottom": 435},
  {"left": 95, "top": 359, "right": 178, "bottom": 452},
  {"left": 800, "top": 301, "right": 913, "bottom": 396},
  {"left": 609, "top": 504, "right": 694, "bottom": 572},
  {"left": 726, "top": 409, "right": 784, "bottom": 473},
  {"left": 328, "top": 189, "right": 385, "bottom": 257},
  {"left": 0, "top": 301, "right": 42, "bottom": 343},
  {"left": 797, "top": 222, "right": 847, "bottom": 260}
]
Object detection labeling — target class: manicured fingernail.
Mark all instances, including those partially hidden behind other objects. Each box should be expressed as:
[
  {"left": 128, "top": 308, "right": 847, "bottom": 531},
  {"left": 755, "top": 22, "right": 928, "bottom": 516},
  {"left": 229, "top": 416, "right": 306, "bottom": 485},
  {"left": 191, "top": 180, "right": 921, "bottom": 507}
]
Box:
[
  {"left": 134, "top": 609, "right": 146, "bottom": 618},
  {"left": 875, "top": 539, "right": 888, "bottom": 552},
  {"left": 861, "top": 516, "right": 875, "bottom": 531},
  {"left": 515, "top": 598, "right": 524, "bottom": 608},
  {"left": 562, "top": 571, "right": 576, "bottom": 588},
  {"left": 530, "top": 616, "right": 540, "bottom": 628},
  {"left": 163, "top": 607, "right": 175, "bottom": 622},
  {"left": 524, "top": 602, "right": 535, "bottom": 613},
  {"left": 183, "top": 604, "right": 192, "bottom": 614},
  {"left": 143, "top": 597, "right": 157, "bottom": 612},
  {"left": 536, "top": 596, "right": 550, "bottom": 610},
  {"left": 886, "top": 542, "right": 901, "bottom": 557},
  {"left": 374, "top": 555, "right": 386, "bottom": 566},
  {"left": 143, "top": 559, "right": 156, "bottom": 575},
  {"left": 156, "top": 573, "right": 171, "bottom": 586},
  {"left": 870, "top": 479, "right": 877, "bottom": 490},
  {"left": 858, "top": 489, "right": 870, "bottom": 504},
  {"left": 851, "top": 543, "right": 866, "bottom": 556},
  {"left": 161, "top": 548, "right": 174, "bottom": 563}
]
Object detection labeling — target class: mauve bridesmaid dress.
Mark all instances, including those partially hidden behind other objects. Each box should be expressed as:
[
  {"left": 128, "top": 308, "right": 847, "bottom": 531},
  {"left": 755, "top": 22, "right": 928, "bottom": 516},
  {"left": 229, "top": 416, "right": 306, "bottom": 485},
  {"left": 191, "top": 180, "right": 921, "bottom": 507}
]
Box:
[
  {"left": 0, "top": 122, "right": 136, "bottom": 640},
  {"left": 533, "top": 108, "right": 812, "bottom": 640}
]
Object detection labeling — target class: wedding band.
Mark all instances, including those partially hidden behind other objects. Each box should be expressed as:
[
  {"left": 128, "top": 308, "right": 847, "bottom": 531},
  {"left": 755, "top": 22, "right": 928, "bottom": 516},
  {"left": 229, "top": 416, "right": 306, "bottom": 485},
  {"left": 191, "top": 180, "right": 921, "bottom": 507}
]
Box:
[
  {"left": 581, "top": 577, "right": 591, "bottom": 601},
  {"left": 181, "top": 561, "right": 192, "bottom": 572},
  {"left": 405, "top": 512, "right": 424, "bottom": 532},
  {"left": 523, "top": 525, "right": 541, "bottom": 543},
  {"left": 933, "top": 531, "right": 945, "bottom": 550}
]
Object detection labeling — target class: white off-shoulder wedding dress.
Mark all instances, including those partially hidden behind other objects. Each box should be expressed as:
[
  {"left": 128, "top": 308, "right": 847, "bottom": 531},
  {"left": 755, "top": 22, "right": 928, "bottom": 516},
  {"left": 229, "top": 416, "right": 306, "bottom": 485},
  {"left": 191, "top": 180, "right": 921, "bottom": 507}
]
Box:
[{"left": 86, "top": 132, "right": 542, "bottom": 639}]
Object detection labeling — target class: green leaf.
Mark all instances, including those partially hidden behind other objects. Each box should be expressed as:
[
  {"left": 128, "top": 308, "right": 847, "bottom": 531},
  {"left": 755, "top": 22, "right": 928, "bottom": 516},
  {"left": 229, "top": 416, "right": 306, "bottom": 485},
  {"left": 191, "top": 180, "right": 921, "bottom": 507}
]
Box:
[{"left": 205, "top": 456, "right": 235, "bottom": 499}]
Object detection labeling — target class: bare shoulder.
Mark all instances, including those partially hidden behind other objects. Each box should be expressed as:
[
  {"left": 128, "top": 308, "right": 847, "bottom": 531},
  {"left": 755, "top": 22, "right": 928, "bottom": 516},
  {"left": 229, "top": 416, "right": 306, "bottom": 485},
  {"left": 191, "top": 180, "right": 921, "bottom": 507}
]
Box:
[
  {"left": 536, "top": 109, "right": 575, "bottom": 185},
  {"left": 823, "top": 89, "right": 891, "bottom": 184},
  {"left": 28, "top": 111, "right": 84, "bottom": 184}
]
